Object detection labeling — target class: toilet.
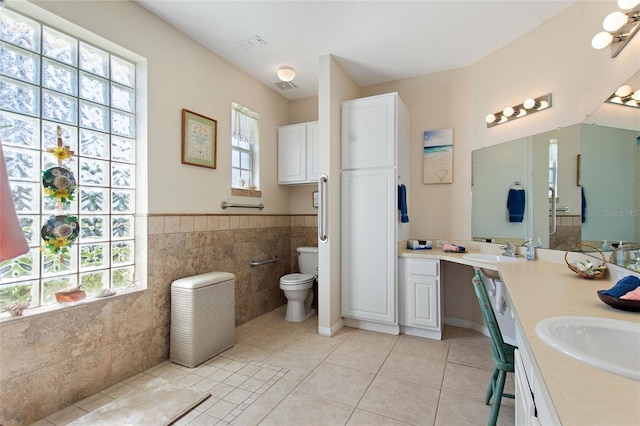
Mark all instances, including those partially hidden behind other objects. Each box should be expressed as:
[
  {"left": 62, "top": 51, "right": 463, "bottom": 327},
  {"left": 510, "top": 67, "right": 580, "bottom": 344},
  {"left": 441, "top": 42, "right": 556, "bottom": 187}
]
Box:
[{"left": 280, "top": 247, "right": 318, "bottom": 322}]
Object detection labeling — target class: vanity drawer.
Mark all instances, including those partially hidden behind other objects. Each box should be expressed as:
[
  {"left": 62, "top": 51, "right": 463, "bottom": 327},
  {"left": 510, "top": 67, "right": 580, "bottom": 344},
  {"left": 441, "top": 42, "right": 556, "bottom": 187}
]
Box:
[{"left": 408, "top": 259, "right": 439, "bottom": 276}]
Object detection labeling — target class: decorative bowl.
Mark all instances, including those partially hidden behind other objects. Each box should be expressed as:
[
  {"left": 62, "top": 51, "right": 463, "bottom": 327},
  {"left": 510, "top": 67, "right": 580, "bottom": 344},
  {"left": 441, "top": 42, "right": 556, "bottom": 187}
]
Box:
[{"left": 596, "top": 290, "right": 640, "bottom": 312}]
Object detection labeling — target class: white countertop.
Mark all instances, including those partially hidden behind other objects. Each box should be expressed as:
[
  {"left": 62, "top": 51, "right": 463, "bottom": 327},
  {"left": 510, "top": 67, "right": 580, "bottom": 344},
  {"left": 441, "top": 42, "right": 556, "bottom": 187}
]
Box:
[{"left": 399, "top": 246, "right": 640, "bottom": 425}]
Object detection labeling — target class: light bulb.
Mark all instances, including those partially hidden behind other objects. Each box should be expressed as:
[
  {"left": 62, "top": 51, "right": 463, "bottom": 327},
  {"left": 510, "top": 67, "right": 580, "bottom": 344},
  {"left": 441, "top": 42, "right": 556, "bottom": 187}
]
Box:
[
  {"left": 603, "top": 11, "right": 628, "bottom": 32},
  {"left": 516, "top": 109, "right": 527, "bottom": 118},
  {"left": 538, "top": 101, "right": 549, "bottom": 110},
  {"left": 503, "top": 106, "right": 515, "bottom": 117},
  {"left": 523, "top": 98, "right": 536, "bottom": 109},
  {"left": 625, "top": 99, "right": 639, "bottom": 107},
  {"left": 277, "top": 67, "right": 295, "bottom": 82},
  {"left": 615, "top": 85, "right": 633, "bottom": 97},
  {"left": 618, "top": 0, "right": 640, "bottom": 10},
  {"left": 498, "top": 115, "right": 508, "bottom": 124},
  {"left": 592, "top": 31, "right": 614, "bottom": 49},
  {"left": 632, "top": 90, "right": 640, "bottom": 101},
  {"left": 485, "top": 114, "right": 496, "bottom": 124},
  {"left": 610, "top": 96, "right": 624, "bottom": 104}
]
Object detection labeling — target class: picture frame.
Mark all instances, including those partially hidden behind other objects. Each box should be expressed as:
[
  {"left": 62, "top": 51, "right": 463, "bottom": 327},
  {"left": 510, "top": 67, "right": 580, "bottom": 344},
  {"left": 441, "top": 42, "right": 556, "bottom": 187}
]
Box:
[
  {"left": 181, "top": 108, "right": 217, "bottom": 169},
  {"left": 313, "top": 191, "right": 319, "bottom": 208}
]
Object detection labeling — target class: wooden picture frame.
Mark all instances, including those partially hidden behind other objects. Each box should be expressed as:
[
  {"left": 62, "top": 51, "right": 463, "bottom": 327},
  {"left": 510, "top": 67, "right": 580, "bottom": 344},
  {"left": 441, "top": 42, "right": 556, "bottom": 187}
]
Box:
[{"left": 181, "top": 109, "right": 217, "bottom": 169}]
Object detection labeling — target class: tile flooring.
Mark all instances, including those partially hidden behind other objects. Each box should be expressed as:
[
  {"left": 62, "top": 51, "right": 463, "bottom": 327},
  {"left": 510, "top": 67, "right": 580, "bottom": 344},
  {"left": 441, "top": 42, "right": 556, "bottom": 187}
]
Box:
[{"left": 35, "top": 306, "right": 515, "bottom": 425}]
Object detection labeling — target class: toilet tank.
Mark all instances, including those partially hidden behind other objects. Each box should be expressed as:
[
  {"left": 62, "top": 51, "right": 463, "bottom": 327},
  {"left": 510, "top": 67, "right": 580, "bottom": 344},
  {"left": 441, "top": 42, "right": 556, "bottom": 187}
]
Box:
[{"left": 297, "top": 246, "right": 319, "bottom": 275}]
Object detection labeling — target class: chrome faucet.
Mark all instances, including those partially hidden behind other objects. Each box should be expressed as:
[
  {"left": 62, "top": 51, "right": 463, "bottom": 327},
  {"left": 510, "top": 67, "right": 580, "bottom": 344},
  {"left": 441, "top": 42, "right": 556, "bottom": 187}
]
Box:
[{"left": 500, "top": 242, "right": 517, "bottom": 257}]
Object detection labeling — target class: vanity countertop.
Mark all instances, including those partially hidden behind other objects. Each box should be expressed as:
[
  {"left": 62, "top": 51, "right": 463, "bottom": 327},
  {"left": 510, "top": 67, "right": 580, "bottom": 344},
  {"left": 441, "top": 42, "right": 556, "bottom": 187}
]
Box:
[{"left": 398, "top": 247, "right": 640, "bottom": 425}]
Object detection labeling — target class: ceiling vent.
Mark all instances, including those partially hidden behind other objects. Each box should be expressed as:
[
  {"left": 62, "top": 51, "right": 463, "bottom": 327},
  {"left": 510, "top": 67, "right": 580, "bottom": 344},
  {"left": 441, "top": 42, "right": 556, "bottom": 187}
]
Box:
[
  {"left": 275, "top": 81, "right": 297, "bottom": 90},
  {"left": 237, "top": 35, "right": 267, "bottom": 50}
]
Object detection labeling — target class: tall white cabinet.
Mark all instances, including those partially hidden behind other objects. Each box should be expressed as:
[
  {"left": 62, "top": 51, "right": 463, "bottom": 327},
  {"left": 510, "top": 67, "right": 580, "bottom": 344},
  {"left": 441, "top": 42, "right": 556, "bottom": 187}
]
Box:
[{"left": 341, "top": 92, "right": 409, "bottom": 334}]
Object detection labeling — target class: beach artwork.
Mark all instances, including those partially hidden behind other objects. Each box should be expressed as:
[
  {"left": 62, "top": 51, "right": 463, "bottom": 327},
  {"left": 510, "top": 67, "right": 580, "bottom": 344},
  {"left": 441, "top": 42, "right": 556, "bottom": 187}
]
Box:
[{"left": 423, "top": 128, "right": 453, "bottom": 184}]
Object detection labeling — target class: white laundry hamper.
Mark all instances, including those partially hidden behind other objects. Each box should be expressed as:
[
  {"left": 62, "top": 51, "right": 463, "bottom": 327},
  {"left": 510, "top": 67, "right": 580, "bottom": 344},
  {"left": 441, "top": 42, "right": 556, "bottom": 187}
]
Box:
[{"left": 170, "top": 271, "right": 235, "bottom": 368}]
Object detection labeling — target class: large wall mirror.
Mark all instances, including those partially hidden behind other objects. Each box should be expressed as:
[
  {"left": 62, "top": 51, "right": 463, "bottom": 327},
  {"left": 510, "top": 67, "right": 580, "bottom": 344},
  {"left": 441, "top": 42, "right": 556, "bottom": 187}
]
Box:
[{"left": 472, "top": 70, "right": 640, "bottom": 271}]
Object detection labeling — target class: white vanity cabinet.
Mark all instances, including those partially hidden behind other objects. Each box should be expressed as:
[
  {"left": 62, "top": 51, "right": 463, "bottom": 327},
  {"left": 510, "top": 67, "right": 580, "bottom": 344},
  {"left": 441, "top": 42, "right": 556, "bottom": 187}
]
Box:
[
  {"left": 398, "top": 257, "right": 442, "bottom": 339},
  {"left": 277, "top": 121, "right": 319, "bottom": 184},
  {"left": 341, "top": 92, "right": 409, "bottom": 335},
  {"left": 515, "top": 320, "right": 560, "bottom": 425}
]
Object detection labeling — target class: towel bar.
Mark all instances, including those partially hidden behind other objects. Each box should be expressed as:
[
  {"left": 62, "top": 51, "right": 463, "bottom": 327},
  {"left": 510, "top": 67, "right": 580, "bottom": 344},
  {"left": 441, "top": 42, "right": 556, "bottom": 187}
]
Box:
[
  {"left": 249, "top": 257, "right": 278, "bottom": 267},
  {"left": 221, "top": 201, "right": 264, "bottom": 210}
]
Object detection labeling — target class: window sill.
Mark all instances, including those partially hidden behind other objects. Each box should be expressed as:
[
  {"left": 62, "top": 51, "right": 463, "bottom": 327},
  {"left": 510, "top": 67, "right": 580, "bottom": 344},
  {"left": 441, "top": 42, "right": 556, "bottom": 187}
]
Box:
[
  {"left": 231, "top": 188, "right": 262, "bottom": 198},
  {"left": 0, "top": 286, "right": 146, "bottom": 325}
]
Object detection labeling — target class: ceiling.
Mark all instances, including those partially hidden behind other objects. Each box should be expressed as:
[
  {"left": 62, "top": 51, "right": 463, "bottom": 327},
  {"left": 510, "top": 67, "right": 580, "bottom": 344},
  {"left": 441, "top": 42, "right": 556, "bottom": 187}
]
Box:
[{"left": 135, "top": 0, "right": 577, "bottom": 101}]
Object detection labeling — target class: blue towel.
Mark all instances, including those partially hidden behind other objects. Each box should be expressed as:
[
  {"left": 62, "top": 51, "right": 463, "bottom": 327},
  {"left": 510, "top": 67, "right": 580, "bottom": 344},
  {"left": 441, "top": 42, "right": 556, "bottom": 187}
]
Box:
[
  {"left": 507, "top": 188, "right": 525, "bottom": 222},
  {"left": 398, "top": 184, "right": 409, "bottom": 223},
  {"left": 601, "top": 276, "right": 640, "bottom": 298},
  {"left": 581, "top": 186, "right": 586, "bottom": 223}
]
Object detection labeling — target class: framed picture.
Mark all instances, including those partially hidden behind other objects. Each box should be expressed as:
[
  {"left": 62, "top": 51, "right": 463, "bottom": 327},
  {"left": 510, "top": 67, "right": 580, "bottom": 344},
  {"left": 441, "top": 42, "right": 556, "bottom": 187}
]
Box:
[
  {"left": 423, "top": 128, "right": 453, "bottom": 184},
  {"left": 181, "top": 109, "right": 217, "bottom": 169},
  {"left": 313, "top": 191, "right": 319, "bottom": 208}
]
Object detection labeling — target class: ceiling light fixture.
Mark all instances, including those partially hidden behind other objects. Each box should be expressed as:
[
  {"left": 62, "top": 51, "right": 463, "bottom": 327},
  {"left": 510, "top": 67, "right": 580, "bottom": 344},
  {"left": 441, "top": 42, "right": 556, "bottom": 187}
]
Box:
[
  {"left": 485, "top": 94, "right": 552, "bottom": 128},
  {"left": 277, "top": 67, "right": 295, "bottom": 82},
  {"left": 606, "top": 84, "right": 640, "bottom": 108},
  {"left": 591, "top": 4, "right": 640, "bottom": 57}
]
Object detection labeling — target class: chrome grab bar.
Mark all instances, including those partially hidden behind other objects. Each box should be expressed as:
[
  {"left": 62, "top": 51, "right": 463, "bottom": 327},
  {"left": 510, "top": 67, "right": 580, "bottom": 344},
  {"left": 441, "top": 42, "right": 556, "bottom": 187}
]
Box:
[
  {"left": 549, "top": 187, "right": 557, "bottom": 235},
  {"left": 249, "top": 256, "right": 278, "bottom": 267},
  {"left": 318, "top": 175, "right": 328, "bottom": 243},
  {"left": 549, "top": 206, "right": 570, "bottom": 213},
  {"left": 221, "top": 201, "right": 264, "bottom": 210}
]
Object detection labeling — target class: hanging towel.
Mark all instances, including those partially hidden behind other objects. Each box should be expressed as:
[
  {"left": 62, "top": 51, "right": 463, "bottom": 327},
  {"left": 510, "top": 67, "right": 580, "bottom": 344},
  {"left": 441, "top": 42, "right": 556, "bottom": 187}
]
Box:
[
  {"left": 507, "top": 188, "right": 525, "bottom": 222},
  {"left": 0, "top": 141, "right": 30, "bottom": 261},
  {"left": 398, "top": 184, "right": 409, "bottom": 223},
  {"left": 581, "top": 186, "right": 586, "bottom": 223}
]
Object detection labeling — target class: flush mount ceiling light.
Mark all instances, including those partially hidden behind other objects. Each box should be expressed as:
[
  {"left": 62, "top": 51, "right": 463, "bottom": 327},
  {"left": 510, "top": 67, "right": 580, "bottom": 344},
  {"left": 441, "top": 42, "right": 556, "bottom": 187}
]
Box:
[
  {"left": 485, "top": 94, "right": 552, "bottom": 128},
  {"left": 591, "top": 2, "right": 640, "bottom": 57},
  {"left": 606, "top": 84, "right": 640, "bottom": 108},
  {"left": 277, "top": 67, "right": 295, "bottom": 82}
]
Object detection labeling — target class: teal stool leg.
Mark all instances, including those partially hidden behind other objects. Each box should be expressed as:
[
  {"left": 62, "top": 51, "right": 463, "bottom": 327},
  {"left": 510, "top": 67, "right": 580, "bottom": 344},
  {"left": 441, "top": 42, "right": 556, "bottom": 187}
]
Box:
[
  {"left": 485, "top": 368, "right": 498, "bottom": 405},
  {"left": 488, "top": 370, "right": 507, "bottom": 426}
]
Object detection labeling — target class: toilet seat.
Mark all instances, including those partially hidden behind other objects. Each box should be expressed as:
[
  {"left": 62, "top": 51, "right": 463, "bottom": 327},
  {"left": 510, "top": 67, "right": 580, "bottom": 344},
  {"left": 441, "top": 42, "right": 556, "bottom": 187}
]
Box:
[{"left": 280, "top": 273, "right": 315, "bottom": 286}]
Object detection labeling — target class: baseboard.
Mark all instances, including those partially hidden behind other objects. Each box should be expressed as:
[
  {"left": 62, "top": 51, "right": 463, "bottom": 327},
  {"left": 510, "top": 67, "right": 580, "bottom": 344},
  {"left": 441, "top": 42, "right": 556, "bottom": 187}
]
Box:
[
  {"left": 318, "top": 319, "right": 344, "bottom": 337},
  {"left": 343, "top": 317, "right": 400, "bottom": 335},
  {"left": 444, "top": 317, "right": 516, "bottom": 346}
]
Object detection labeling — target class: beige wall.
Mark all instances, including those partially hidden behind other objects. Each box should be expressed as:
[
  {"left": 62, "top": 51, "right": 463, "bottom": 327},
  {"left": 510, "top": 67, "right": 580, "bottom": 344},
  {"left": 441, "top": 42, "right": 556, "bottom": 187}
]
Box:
[
  {"left": 30, "top": 0, "right": 293, "bottom": 215},
  {"left": 358, "top": 0, "right": 639, "bottom": 244}
]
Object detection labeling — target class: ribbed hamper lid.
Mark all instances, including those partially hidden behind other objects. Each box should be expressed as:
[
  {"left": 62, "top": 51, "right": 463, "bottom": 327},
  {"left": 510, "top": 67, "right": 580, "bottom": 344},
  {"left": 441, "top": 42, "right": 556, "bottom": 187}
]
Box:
[{"left": 171, "top": 271, "right": 235, "bottom": 289}]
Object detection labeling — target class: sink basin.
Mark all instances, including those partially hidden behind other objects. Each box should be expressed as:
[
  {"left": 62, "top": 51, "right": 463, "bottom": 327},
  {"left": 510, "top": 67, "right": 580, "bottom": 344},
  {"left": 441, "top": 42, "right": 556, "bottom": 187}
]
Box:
[
  {"left": 462, "top": 253, "right": 524, "bottom": 263},
  {"left": 536, "top": 316, "right": 640, "bottom": 381}
]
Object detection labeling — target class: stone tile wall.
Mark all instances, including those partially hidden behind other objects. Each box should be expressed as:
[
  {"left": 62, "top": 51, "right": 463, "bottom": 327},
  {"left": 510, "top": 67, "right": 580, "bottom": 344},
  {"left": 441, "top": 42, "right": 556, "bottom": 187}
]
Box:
[
  {"left": 0, "top": 214, "right": 317, "bottom": 425},
  {"left": 548, "top": 214, "right": 581, "bottom": 251}
]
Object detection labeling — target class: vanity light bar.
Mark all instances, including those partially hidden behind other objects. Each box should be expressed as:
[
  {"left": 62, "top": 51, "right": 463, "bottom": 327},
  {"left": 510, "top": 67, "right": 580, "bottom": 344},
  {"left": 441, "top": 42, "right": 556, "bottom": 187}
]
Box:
[
  {"left": 485, "top": 93, "right": 552, "bottom": 128},
  {"left": 606, "top": 84, "right": 640, "bottom": 108},
  {"left": 591, "top": 4, "right": 640, "bottom": 58}
]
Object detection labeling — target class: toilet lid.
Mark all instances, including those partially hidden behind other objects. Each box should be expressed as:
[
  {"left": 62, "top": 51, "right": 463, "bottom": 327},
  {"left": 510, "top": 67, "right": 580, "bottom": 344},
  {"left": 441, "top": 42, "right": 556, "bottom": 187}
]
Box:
[{"left": 280, "top": 273, "right": 315, "bottom": 285}]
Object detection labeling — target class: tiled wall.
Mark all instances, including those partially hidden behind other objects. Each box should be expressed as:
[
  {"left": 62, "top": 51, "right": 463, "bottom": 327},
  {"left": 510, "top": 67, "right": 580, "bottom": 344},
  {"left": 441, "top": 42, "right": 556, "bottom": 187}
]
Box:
[
  {"left": 549, "top": 214, "right": 581, "bottom": 251},
  {"left": 0, "top": 214, "right": 317, "bottom": 426}
]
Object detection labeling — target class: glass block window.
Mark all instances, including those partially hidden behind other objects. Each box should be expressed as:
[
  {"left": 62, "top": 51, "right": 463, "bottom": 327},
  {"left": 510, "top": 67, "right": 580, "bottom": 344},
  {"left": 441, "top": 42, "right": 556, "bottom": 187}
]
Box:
[
  {"left": 0, "top": 8, "right": 137, "bottom": 310},
  {"left": 231, "top": 102, "right": 260, "bottom": 189}
]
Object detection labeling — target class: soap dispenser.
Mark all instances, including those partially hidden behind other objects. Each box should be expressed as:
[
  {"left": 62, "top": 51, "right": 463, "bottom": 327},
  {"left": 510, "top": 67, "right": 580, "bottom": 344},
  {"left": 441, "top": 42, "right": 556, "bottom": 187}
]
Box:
[
  {"left": 616, "top": 241, "right": 626, "bottom": 266},
  {"left": 526, "top": 238, "right": 535, "bottom": 260},
  {"left": 601, "top": 240, "right": 613, "bottom": 252}
]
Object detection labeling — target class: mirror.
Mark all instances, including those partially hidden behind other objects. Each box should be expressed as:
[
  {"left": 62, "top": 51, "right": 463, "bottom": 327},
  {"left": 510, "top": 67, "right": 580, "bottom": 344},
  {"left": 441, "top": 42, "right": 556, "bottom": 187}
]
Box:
[{"left": 472, "top": 70, "right": 640, "bottom": 271}]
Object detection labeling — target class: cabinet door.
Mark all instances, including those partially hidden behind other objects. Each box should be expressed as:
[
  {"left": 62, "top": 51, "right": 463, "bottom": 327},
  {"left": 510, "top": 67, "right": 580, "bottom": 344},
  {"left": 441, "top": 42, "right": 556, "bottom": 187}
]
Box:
[
  {"left": 341, "top": 94, "right": 396, "bottom": 170},
  {"left": 400, "top": 258, "right": 439, "bottom": 329},
  {"left": 341, "top": 168, "right": 396, "bottom": 324},
  {"left": 515, "top": 349, "right": 540, "bottom": 426},
  {"left": 278, "top": 124, "right": 306, "bottom": 183},
  {"left": 306, "top": 122, "right": 320, "bottom": 181}
]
